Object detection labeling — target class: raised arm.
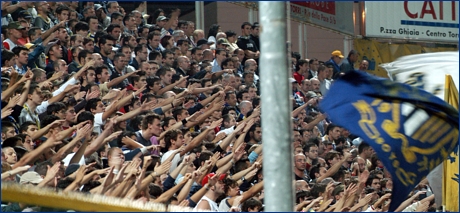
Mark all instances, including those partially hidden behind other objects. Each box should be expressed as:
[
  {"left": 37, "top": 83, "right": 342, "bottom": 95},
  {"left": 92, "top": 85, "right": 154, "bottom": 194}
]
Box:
[
  {"left": 107, "top": 71, "right": 138, "bottom": 89},
  {"left": 317, "top": 152, "right": 351, "bottom": 183},
  {"left": 51, "top": 124, "right": 92, "bottom": 163},
  {"left": 156, "top": 75, "right": 188, "bottom": 95},
  {"left": 13, "top": 135, "right": 61, "bottom": 169},
  {"left": 2, "top": 68, "right": 32, "bottom": 101}
]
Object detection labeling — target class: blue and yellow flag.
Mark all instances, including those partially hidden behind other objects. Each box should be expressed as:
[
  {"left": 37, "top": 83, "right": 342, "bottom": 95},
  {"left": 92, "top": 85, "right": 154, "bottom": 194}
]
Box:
[{"left": 319, "top": 71, "right": 459, "bottom": 211}]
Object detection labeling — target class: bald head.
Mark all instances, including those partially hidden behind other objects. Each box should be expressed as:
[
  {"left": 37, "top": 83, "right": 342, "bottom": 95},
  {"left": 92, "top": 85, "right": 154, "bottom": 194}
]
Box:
[{"left": 310, "top": 78, "right": 320, "bottom": 92}]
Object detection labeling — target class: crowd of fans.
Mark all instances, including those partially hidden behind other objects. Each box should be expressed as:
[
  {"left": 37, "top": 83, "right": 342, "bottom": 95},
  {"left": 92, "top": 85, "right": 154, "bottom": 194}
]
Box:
[{"left": 1, "top": 1, "right": 437, "bottom": 212}]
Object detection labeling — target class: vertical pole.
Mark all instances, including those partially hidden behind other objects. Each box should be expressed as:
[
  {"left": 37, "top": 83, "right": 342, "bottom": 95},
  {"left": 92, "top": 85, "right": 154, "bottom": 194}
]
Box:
[
  {"left": 249, "top": 8, "right": 254, "bottom": 24},
  {"left": 298, "top": 23, "right": 303, "bottom": 58},
  {"left": 304, "top": 24, "right": 308, "bottom": 59},
  {"left": 344, "top": 36, "right": 349, "bottom": 55},
  {"left": 200, "top": 2, "right": 205, "bottom": 30},
  {"left": 195, "top": 2, "right": 201, "bottom": 30},
  {"left": 259, "top": 1, "right": 294, "bottom": 212}
]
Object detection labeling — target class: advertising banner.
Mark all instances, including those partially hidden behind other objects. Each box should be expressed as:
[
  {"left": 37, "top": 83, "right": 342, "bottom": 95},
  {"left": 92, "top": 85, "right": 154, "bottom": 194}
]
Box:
[
  {"left": 290, "top": 1, "right": 355, "bottom": 35},
  {"left": 365, "top": 1, "right": 459, "bottom": 43}
]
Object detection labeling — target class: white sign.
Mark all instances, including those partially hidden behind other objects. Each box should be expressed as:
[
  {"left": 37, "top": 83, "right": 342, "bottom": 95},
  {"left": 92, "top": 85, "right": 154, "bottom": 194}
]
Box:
[
  {"left": 365, "top": 1, "right": 459, "bottom": 43},
  {"left": 290, "top": 2, "right": 354, "bottom": 35}
]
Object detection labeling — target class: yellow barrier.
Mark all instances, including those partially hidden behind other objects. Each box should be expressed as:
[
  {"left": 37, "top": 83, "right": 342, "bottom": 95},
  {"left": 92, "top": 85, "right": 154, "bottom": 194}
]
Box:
[{"left": 1, "top": 182, "right": 199, "bottom": 212}]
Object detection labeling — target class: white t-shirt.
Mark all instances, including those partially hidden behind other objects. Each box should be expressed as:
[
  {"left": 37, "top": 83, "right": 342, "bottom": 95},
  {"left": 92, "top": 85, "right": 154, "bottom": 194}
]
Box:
[
  {"left": 93, "top": 113, "right": 105, "bottom": 134},
  {"left": 161, "top": 149, "right": 182, "bottom": 173},
  {"left": 62, "top": 153, "right": 86, "bottom": 166}
]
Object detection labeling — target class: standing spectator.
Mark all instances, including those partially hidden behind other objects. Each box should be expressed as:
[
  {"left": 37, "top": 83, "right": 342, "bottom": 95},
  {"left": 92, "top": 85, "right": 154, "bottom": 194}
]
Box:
[
  {"left": 236, "top": 22, "right": 259, "bottom": 63},
  {"left": 327, "top": 50, "right": 344, "bottom": 80},
  {"left": 340, "top": 50, "right": 359, "bottom": 74},
  {"left": 249, "top": 22, "right": 260, "bottom": 51},
  {"left": 34, "top": 2, "right": 54, "bottom": 32}
]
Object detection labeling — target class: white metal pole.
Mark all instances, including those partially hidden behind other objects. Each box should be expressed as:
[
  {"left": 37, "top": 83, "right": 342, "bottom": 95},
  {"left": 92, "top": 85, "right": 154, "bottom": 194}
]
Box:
[
  {"left": 304, "top": 24, "right": 308, "bottom": 59},
  {"left": 195, "top": 2, "right": 201, "bottom": 30},
  {"left": 260, "top": 1, "right": 295, "bottom": 212},
  {"left": 298, "top": 23, "right": 303, "bottom": 58}
]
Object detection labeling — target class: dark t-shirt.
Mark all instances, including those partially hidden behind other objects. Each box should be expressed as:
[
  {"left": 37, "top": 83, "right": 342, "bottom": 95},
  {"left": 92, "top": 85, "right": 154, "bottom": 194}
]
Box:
[
  {"left": 249, "top": 34, "right": 260, "bottom": 51},
  {"left": 236, "top": 36, "right": 259, "bottom": 64},
  {"left": 236, "top": 36, "right": 258, "bottom": 52}
]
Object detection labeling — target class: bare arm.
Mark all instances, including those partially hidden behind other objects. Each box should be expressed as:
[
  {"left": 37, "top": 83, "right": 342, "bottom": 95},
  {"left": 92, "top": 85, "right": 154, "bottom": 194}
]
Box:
[
  {"left": 107, "top": 71, "right": 138, "bottom": 89},
  {"left": 156, "top": 76, "right": 187, "bottom": 95},
  {"left": 317, "top": 152, "right": 351, "bottom": 183},
  {"left": 153, "top": 178, "right": 187, "bottom": 203},
  {"left": 395, "top": 191, "right": 426, "bottom": 212},
  {"left": 51, "top": 127, "right": 88, "bottom": 164},
  {"left": 228, "top": 180, "right": 264, "bottom": 206},
  {"left": 2, "top": 68, "right": 31, "bottom": 101},
  {"left": 13, "top": 136, "right": 61, "bottom": 169}
]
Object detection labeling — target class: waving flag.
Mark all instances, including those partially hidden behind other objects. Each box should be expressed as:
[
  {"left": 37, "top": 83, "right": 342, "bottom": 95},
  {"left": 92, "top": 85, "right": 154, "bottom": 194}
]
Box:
[
  {"left": 319, "top": 71, "right": 459, "bottom": 211},
  {"left": 382, "top": 52, "right": 459, "bottom": 212}
]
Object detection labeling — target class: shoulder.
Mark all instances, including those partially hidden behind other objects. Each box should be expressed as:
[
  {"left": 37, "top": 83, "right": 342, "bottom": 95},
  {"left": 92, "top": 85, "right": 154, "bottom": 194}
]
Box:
[{"left": 196, "top": 199, "right": 211, "bottom": 210}]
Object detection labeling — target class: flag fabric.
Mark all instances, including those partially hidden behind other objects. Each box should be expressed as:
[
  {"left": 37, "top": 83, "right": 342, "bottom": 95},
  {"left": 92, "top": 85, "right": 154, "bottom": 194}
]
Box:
[
  {"left": 382, "top": 52, "right": 459, "bottom": 211},
  {"left": 382, "top": 51, "right": 459, "bottom": 101},
  {"left": 442, "top": 75, "right": 459, "bottom": 212},
  {"left": 319, "top": 71, "right": 459, "bottom": 211}
]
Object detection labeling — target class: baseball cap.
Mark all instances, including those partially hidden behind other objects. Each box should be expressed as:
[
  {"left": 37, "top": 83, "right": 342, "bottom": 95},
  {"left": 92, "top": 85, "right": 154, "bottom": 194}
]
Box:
[
  {"left": 64, "top": 163, "right": 81, "bottom": 177},
  {"left": 289, "top": 78, "right": 297, "bottom": 83},
  {"left": 331, "top": 50, "right": 344, "bottom": 58},
  {"left": 196, "top": 39, "right": 215, "bottom": 47},
  {"left": 45, "top": 40, "right": 62, "bottom": 55},
  {"left": 94, "top": 4, "right": 104, "bottom": 11},
  {"left": 7, "top": 22, "right": 25, "bottom": 30},
  {"left": 201, "top": 173, "right": 227, "bottom": 186},
  {"left": 321, "top": 177, "right": 342, "bottom": 186},
  {"left": 217, "top": 38, "right": 230, "bottom": 46},
  {"left": 306, "top": 91, "right": 318, "bottom": 99},
  {"left": 18, "top": 10, "right": 32, "bottom": 19},
  {"left": 24, "top": 43, "right": 36, "bottom": 49},
  {"left": 20, "top": 172, "right": 44, "bottom": 184},
  {"left": 332, "top": 184, "right": 345, "bottom": 196},
  {"left": 156, "top": 16, "right": 169, "bottom": 22}
]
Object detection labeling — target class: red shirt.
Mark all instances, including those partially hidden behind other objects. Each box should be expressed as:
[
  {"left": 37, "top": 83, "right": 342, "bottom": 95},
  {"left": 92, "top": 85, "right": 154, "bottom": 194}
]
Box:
[{"left": 293, "top": 72, "right": 304, "bottom": 85}]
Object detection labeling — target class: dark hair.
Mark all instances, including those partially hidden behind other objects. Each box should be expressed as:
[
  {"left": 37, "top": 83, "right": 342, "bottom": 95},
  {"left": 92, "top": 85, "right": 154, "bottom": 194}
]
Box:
[
  {"left": 55, "top": 5, "right": 70, "bottom": 15},
  {"left": 11, "top": 46, "right": 29, "bottom": 56},
  {"left": 134, "top": 44, "right": 146, "bottom": 56},
  {"left": 207, "top": 24, "right": 220, "bottom": 38},
  {"left": 85, "top": 98, "right": 102, "bottom": 112},
  {"left": 46, "top": 102, "right": 66, "bottom": 115},
  {"left": 106, "top": 24, "right": 121, "bottom": 34},
  {"left": 164, "top": 129, "right": 182, "bottom": 150},
  {"left": 241, "top": 198, "right": 262, "bottom": 212},
  {"left": 358, "top": 142, "right": 371, "bottom": 154},
  {"left": 74, "top": 22, "right": 89, "bottom": 33},
  {"left": 77, "top": 49, "right": 92, "bottom": 63},
  {"left": 1, "top": 49, "right": 16, "bottom": 66},
  {"left": 2, "top": 136, "right": 22, "bottom": 148},
  {"left": 241, "top": 22, "right": 252, "bottom": 29},
  {"left": 41, "top": 114, "right": 61, "bottom": 128},
  {"left": 225, "top": 30, "right": 236, "bottom": 37},
  {"left": 110, "top": 12, "right": 124, "bottom": 21},
  {"left": 76, "top": 111, "right": 95, "bottom": 125},
  {"left": 303, "top": 142, "right": 318, "bottom": 154},
  {"left": 98, "top": 34, "right": 117, "bottom": 46}
]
